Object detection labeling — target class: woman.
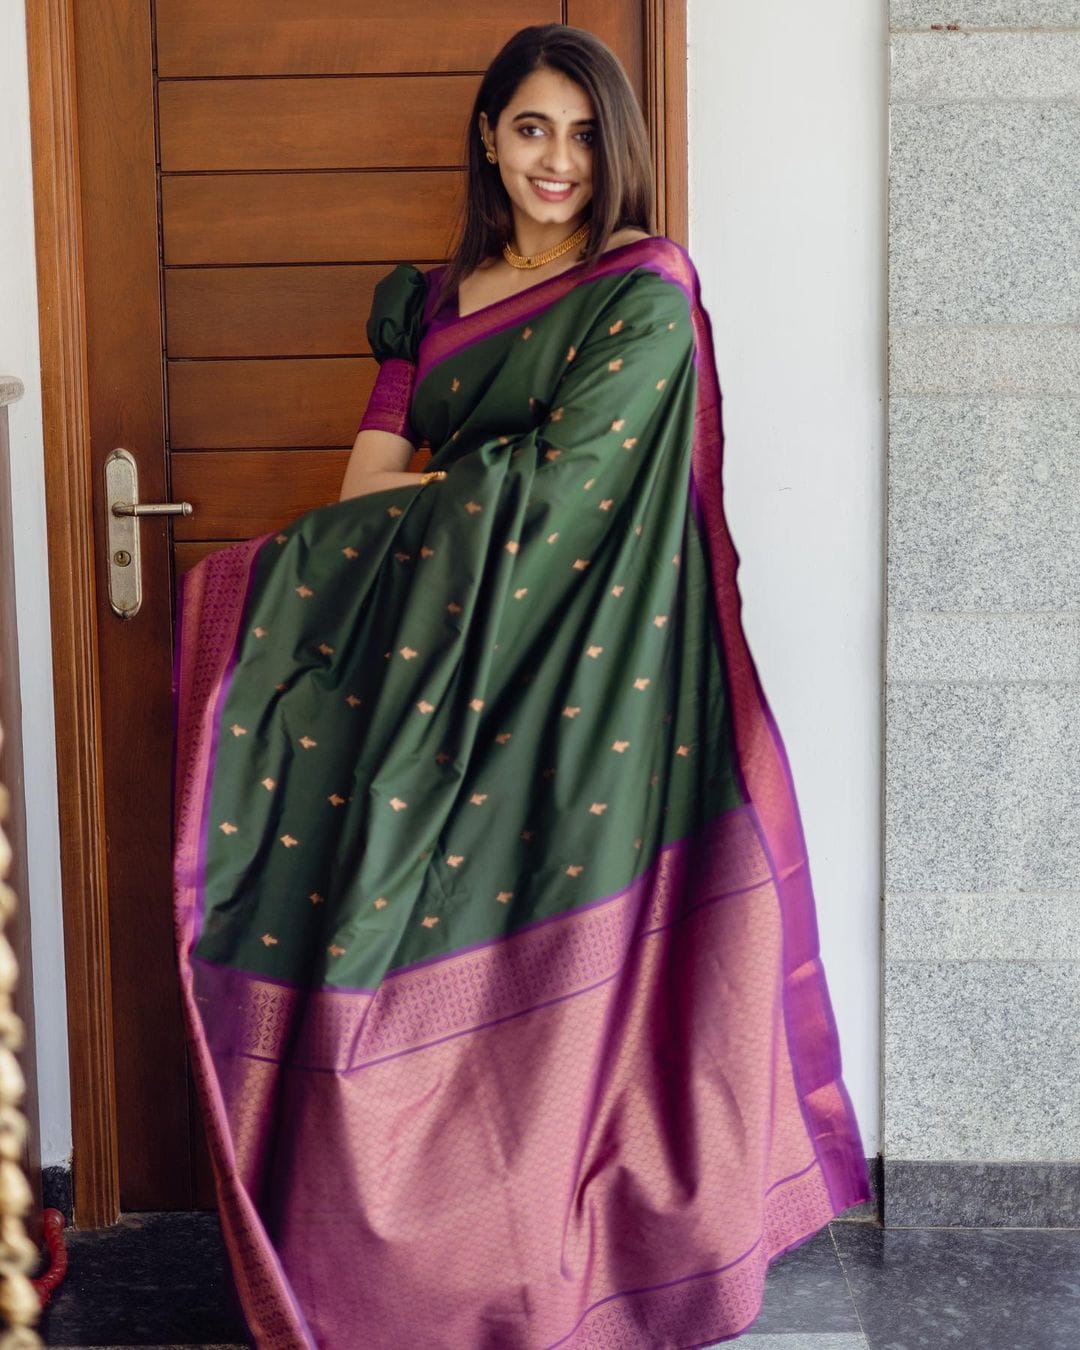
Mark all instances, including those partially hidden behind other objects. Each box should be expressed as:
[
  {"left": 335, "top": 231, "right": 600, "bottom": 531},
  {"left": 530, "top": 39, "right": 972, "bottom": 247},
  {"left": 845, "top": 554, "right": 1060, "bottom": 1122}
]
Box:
[{"left": 173, "top": 23, "right": 870, "bottom": 1349}]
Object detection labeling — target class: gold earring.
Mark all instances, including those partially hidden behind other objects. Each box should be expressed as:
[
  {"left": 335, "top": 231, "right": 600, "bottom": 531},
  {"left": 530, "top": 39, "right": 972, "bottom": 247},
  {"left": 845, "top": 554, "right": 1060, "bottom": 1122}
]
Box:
[{"left": 485, "top": 146, "right": 497, "bottom": 164}]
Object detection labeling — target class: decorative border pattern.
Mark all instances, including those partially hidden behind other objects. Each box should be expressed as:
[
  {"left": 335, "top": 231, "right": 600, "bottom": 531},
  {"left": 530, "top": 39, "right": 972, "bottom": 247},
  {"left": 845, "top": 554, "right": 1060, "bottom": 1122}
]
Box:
[
  {"left": 191, "top": 805, "right": 775, "bottom": 1071},
  {"left": 357, "top": 355, "right": 416, "bottom": 442},
  {"left": 557, "top": 1162, "right": 837, "bottom": 1347},
  {"left": 174, "top": 540, "right": 318, "bottom": 1349},
  {"left": 686, "top": 265, "right": 871, "bottom": 1216}
]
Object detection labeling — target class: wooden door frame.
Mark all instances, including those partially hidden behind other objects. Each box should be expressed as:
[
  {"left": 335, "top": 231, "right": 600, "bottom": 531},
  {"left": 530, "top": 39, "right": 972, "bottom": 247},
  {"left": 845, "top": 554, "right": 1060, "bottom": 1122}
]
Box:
[{"left": 25, "top": 0, "right": 687, "bottom": 1230}]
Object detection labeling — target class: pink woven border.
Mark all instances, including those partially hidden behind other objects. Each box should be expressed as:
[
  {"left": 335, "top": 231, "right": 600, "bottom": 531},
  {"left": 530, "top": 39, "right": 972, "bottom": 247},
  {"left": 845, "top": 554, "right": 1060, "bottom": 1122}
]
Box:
[{"left": 174, "top": 539, "right": 317, "bottom": 1350}]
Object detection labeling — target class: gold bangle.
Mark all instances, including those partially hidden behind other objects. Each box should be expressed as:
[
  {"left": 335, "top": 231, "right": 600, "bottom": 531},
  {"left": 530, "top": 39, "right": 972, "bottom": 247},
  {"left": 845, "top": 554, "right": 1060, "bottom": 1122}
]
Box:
[{"left": 419, "top": 470, "right": 447, "bottom": 486}]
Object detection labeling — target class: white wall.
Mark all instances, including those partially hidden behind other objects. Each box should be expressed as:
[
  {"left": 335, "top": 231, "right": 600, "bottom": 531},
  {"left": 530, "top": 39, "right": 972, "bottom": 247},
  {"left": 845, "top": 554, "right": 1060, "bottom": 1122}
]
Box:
[
  {"left": 0, "top": 0, "right": 71, "bottom": 1167},
  {"left": 1, "top": 0, "right": 884, "bottom": 1171},
  {"left": 688, "top": 0, "right": 886, "bottom": 1154}
]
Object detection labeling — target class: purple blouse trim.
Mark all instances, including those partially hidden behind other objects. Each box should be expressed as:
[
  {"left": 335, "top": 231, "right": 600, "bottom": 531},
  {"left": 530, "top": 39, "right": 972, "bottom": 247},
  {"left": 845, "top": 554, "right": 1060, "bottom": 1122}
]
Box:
[{"left": 357, "top": 356, "right": 417, "bottom": 442}]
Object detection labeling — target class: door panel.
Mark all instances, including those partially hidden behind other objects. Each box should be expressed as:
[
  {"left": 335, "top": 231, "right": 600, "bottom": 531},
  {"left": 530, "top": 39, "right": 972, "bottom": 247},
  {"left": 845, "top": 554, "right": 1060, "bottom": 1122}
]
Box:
[
  {"left": 158, "top": 76, "right": 481, "bottom": 172},
  {"left": 155, "top": 0, "right": 562, "bottom": 77},
  {"left": 164, "top": 266, "right": 384, "bottom": 359},
  {"left": 171, "top": 452, "right": 351, "bottom": 540},
  {"left": 569, "top": 0, "right": 643, "bottom": 96},
  {"left": 162, "top": 172, "right": 461, "bottom": 265},
  {"left": 168, "top": 360, "right": 370, "bottom": 449},
  {"left": 75, "top": 0, "right": 661, "bottom": 1210}
]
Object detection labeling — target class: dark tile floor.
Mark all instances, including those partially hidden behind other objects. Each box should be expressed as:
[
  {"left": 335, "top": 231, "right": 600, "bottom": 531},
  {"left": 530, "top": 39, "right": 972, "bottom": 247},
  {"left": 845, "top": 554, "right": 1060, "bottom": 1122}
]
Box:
[
  {"left": 35, "top": 1213, "right": 1080, "bottom": 1348},
  {"left": 37, "top": 1213, "right": 246, "bottom": 1349}
]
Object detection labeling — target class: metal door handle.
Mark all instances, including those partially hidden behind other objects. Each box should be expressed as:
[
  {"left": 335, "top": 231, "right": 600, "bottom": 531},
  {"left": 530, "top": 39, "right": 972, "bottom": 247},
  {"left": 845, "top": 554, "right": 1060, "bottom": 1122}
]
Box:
[
  {"left": 112, "top": 500, "right": 193, "bottom": 517},
  {"left": 104, "top": 447, "right": 194, "bottom": 618}
]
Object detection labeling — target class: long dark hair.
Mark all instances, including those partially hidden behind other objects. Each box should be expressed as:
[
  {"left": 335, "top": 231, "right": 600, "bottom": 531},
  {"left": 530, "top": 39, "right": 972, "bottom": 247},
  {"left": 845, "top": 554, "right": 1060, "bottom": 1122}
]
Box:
[{"left": 433, "top": 24, "right": 655, "bottom": 313}]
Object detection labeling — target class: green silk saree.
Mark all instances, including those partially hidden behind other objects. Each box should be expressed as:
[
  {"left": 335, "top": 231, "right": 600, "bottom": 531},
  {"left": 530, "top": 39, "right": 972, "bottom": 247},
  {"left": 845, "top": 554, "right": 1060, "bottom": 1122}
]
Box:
[{"left": 173, "top": 235, "right": 870, "bottom": 1348}]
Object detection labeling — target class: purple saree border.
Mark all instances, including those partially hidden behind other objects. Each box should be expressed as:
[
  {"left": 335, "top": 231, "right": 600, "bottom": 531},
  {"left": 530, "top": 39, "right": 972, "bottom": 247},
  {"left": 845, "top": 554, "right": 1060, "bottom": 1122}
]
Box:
[
  {"left": 416, "top": 236, "right": 699, "bottom": 388},
  {"left": 193, "top": 545, "right": 266, "bottom": 947},
  {"left": 191, "top": 803, "right": 782, "bottom": 1074},
  {"left": 545, "top": 1157, "right": 822, "bottom": 1350},
  {"left": 180, "top": 981, "right": 317, "bottom": 1350},
  {"left": 192, "top": 808, "right": 780, "bottom": 1075},
  {"left": 189, "top": 798, "right": 768, "bottom": 1000},
  {"left": 173, "top": 537, "right": 318, "bottom": 1350},
  {"left": 684, "top": 271, "right": 870, "bottom": 1218}
]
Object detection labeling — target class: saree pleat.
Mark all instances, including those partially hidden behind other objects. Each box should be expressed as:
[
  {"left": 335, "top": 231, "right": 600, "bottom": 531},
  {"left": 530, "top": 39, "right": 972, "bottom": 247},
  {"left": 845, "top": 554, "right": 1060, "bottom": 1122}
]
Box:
[{"left": 173, "top": 235, "right": 870, "bottom": 1349}]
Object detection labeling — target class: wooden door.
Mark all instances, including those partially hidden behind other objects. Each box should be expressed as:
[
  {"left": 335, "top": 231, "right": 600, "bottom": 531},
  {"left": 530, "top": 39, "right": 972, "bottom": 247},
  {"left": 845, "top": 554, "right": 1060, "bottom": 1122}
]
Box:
[{"left": 45, "top": 0, "right": 684, "bottom": 1219}]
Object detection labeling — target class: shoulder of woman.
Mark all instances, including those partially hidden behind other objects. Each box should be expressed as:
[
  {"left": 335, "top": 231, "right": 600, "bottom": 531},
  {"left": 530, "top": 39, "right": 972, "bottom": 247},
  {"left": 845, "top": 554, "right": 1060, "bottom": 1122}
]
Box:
[
  {"left": 604, "top": 236, "right": 699, "bottom": 319},
  {"left": 366, "top": 263, "right": 429, "bottom": 364},
  {"left": 624, "top": 234, "right": 698, "bottom": 287},
  {"left": 595, "top": 231, "right": 700, "bottom": 302}
]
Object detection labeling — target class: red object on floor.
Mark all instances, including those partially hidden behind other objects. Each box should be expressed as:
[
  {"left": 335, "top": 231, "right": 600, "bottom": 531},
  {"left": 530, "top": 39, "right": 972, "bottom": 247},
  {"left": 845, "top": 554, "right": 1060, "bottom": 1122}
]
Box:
[{"left": 32, "top": 1208, "right": 68, "bottom": 1307}]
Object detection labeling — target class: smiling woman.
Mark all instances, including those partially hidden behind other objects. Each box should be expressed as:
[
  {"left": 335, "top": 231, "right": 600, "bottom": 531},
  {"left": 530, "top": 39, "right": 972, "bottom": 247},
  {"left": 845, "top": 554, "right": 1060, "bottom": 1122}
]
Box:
[
  {"left": 173, "top": 21, "right": 870, "bottom": 1350},
  {"left": 339, "top": 28, "right": 655, "bottom": 506},
  {"left": 436, "top": 24, "right": 655, "bottom": 317}
]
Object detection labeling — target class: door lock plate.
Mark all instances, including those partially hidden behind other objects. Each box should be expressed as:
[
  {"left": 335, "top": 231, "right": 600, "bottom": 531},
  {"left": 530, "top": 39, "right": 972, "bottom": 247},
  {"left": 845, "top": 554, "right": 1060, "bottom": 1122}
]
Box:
[
  {"left": 104, "top": 448, "right": 193, "bottom": 618},
  {"left": 105, "top": 450, "right": 142, "bottom": 617}
]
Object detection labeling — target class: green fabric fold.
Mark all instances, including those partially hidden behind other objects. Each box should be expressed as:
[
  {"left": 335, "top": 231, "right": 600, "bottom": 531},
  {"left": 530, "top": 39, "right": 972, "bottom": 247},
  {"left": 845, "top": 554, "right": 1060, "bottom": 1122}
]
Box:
[{"left": 365, "top": 262, "right": 428, "bottom": 365}]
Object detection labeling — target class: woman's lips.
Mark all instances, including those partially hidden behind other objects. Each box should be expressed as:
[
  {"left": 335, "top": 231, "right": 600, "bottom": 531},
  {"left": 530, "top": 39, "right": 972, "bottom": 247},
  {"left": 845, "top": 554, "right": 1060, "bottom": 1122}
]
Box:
[{"left": 529, "top": 178, "right": 576, "bottom": 202}]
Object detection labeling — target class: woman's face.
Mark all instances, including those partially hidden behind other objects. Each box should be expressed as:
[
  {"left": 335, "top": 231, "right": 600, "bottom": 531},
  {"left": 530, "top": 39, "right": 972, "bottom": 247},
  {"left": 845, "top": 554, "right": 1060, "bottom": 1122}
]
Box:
[{"left": 479, "top": 66, "right": 596, "bottom": 234}]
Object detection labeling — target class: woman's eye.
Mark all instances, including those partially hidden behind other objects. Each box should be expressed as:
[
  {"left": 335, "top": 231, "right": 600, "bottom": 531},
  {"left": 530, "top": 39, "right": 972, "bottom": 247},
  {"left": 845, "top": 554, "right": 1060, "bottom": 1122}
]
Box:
[{"left": 518, "top": 126, "right": 594, "bottom": 146}]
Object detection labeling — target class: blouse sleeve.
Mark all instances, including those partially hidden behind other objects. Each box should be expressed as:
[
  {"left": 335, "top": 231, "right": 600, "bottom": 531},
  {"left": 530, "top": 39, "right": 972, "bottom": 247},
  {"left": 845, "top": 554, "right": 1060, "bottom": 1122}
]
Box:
[{"left": 357, "top": 263, "right": 429, "bottom": 444}]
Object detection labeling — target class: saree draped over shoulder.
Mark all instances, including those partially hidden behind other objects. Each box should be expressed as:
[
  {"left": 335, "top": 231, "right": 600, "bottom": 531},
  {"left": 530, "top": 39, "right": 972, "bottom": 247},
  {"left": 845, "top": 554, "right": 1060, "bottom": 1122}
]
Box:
[{"left": 173, "top": 236, "right": 870, "bottom": 1350}]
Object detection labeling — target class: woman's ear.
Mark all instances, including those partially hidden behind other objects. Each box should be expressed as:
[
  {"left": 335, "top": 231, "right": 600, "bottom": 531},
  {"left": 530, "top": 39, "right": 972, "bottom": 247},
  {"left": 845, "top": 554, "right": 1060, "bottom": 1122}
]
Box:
[{"left": 478, "top": 111, "right": 493, "bottom": 156}]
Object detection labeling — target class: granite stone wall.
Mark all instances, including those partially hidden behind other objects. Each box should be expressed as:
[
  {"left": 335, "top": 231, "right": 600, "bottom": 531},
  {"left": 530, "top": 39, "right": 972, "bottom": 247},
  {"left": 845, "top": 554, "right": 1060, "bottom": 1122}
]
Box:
[{"left": 885, "top": 3, "right": 1080, "bottom": 1223}]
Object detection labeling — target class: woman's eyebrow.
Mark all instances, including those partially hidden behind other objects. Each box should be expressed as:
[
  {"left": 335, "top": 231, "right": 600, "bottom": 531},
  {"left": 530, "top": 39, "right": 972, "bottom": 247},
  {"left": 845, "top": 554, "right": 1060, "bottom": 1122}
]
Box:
[{"left": 510, "top": 110, "right": 597, "bottom": 125}]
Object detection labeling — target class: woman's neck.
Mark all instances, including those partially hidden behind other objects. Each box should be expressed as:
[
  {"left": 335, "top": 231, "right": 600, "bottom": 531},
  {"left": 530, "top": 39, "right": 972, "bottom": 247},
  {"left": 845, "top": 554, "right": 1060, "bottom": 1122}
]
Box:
[{"left": 507, "top": 211, "right": 590, "bottom": 263}]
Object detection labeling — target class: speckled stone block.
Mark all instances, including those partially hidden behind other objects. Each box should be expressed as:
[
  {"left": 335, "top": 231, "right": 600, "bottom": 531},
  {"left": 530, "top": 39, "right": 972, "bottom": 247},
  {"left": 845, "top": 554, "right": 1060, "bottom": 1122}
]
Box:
[
  {"left": 888, "top": 397, "right": 1080, "bottom": 611},
  {"left": 883, "top": 1159, "right": 1080, "bottom": 1226},
  {"left": 886, "top": 889, "right": 1080, "bottom": 961},
  {"left": 887, "top": 0, "right": 1080, "bottom": 1209},
  {"left": 884, "top": 959, "right": 1080, "bottom": 1159},
  {"left": 890, "top": 103, "right": 1080, "bottom": 324},
  {"left": 886, "top": 612, "right": 1080, "bottom": 681},
  {"left": 892, "top": 1, "right": 1080, "bottom": 25},
  {"left": 889, "top": 323, "right": 1080, "bottom": 395},
  {"left": 885, "top": 682, "right": 1080, "bottom": 891},
  {"left": 893, "top": 31, "right": 1080, "bottom": 100}
]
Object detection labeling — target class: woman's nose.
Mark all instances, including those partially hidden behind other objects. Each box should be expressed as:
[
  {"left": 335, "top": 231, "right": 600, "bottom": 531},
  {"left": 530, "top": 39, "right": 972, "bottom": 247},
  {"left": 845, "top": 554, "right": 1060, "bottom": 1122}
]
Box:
[{"left": 541, "top": 137, "right": 576, "bottom": 174}]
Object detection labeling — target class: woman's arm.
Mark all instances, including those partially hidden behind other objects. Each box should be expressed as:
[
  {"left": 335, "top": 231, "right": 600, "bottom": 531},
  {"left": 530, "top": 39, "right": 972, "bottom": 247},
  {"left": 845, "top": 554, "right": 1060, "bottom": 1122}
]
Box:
[
  {"left": 346, "top": 263, "right": 427, "bottom": 500},
  {"left": 338, "top": 427, "right": 419, "bottom": 501}
]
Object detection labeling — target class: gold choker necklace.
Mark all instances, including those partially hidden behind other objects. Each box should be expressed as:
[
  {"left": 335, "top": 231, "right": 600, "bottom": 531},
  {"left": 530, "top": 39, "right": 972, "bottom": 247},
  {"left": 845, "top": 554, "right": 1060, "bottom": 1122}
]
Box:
[{"left": 503, "top": 221, "right": 591, "bottom": 270}]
